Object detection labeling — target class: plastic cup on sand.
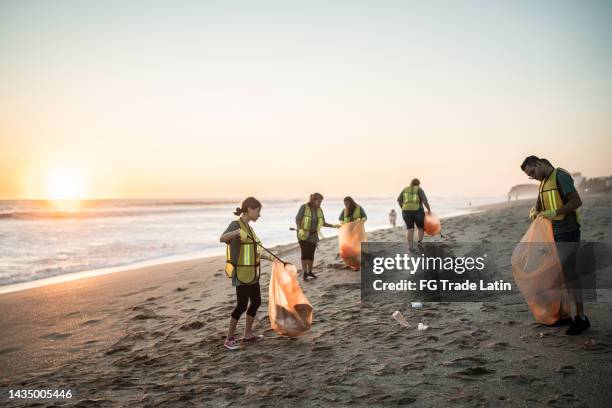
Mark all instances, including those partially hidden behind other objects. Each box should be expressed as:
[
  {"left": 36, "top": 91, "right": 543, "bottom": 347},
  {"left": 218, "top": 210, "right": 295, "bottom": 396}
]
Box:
[{"left": 392, "top": 311, "right": 410, "bottom": 328}]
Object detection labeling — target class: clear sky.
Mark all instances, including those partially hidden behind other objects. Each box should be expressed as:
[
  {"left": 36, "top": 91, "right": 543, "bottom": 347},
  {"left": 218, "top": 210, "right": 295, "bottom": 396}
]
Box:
[{"left": 1, "top": 0, "right": 611, "bottom": 199}]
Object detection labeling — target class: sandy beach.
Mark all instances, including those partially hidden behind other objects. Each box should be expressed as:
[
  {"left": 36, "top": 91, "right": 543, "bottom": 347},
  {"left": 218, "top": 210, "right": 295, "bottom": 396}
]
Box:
[{"left": 1, "top": 194, "right": 612, "bottom": 407}]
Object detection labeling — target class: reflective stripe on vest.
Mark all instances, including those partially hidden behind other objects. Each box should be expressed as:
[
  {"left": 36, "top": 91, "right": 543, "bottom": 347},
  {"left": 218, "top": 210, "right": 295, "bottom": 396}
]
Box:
[
  {"left": 225, "top": 218, "right": 261, "bottom": 284},
  {"left": 343, "top": 206, "right": 362, "bottom": 223},
  {"left": 402, "top": 186, "right": 421, "bottom": 211},
  {"left": 538, "top": 167, "right": 580, "bottom": 224},
  {"left": 298, "top": 205, "right": 324, "bottom": 240}
]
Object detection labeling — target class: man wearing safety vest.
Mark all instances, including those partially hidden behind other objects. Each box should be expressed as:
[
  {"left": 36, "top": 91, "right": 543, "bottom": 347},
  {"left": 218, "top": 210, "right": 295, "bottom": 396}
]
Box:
[
  {"left": 220, "top": 197, "right": 276, "bottom": 350},
  {"left": 521, "top": 155, "right": 589, "bottom": 335},
  {"left": 397, "top": 178, "right": 431, "bottom": 251},
  {"left": 339, "top": 196, "right": 367, "bottom": 224},
  {"left": 296, "top": 193, "right": 339, "bottom": 281}
]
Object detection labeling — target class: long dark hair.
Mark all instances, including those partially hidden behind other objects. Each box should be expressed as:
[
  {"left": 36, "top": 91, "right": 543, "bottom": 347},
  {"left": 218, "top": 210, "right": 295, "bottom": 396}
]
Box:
[
  {"left": 233, "top": 197, "right": 262, "bottom": 216},
  {"left": 344, "top": 196, "right": 357, "bottom": 216}
]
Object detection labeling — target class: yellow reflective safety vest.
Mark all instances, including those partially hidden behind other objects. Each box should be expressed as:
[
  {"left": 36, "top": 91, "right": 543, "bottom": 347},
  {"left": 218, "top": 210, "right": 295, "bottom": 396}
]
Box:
[
  {"left": 538, "top": 167, "right": 581, "bottom": 224},
  {"left": 298, "top": 204, "right": 324, "bottom": 241},
  {"left": 225, "top": 218, "right": 261, "bottom": 284},
  {"left": 342, "top": 206, "right": 363, "bottom": 223},
  {"left": 401, "top": 186, "right": 421, "bottom": 211}
]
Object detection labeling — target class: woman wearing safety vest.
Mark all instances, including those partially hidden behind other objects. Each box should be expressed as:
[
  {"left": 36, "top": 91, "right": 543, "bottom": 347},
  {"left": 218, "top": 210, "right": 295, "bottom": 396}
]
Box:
[
  {"left": 339, "top": 196, "right": 367, "bottom": 224},
  {"left": 521, "top": 155, "right": 588, "bottom": 335},
  {"left": 397, "top": 179, "right": 431, "bottom": 251},
  {"left": 296, "top": 193, "right": 339, "bottom": 281},
  {"left": 219, "top": 197, "right": 275, "bottom": 350}
]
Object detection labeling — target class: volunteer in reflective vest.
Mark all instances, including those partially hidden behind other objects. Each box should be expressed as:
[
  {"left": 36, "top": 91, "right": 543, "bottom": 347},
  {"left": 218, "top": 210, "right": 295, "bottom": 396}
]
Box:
[
  {"left": 397, "top": 178, "right": 431, "bottom": 250},
  {"left": 521, "top": 155, "right": 588, "bottom": 335},
  {"left": 296, "top": 193, "right": 339, "bottom": 281},
  {"left": 339, "top": 196, "right": 367, "bottom": 224},
  {"left": 219, "top": 197, "right": 275, "bottom": 350}
]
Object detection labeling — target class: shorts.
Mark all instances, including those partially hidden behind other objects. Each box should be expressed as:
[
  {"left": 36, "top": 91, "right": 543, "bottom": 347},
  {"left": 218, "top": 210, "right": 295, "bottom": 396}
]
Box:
[
  {"left": 299, "top": 240, "right": 317, "bottom": 260},
  {"left": 402, "top": 210, "right": 425, "bottom": 229}
]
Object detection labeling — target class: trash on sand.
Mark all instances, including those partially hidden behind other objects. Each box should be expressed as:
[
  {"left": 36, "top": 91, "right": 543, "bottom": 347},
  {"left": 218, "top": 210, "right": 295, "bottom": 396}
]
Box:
[
  {"left": 411, "top": 302, "right": 423, "bottom": 309},
  {"left": 392, "top": 311, "right": 410, "bottom": 328},
  {"left": 417, "top": 322, "right": 429, "bottom": 331}
]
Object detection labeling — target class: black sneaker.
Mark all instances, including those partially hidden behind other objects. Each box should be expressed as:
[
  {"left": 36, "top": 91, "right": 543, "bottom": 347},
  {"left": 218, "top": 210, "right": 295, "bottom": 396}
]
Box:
[
  {"left": 303, "top": 273, "right": 309, "bottom": 281},
  {"left": 309, "top": 271, "right": 318, "bottom": 279},
  {"left": 545, "top": 317, "right": 573, "bottom": 327},
  {"left": 565, "top": 315, "right": 590, "bottom": 335}
]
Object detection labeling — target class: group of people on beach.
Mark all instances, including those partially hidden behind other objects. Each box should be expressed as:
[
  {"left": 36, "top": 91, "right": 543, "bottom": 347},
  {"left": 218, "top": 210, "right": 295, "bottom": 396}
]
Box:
[
  {"left": 218, "top": 180, "right": 434, "bottom": 350},
  {"left": 219, "top": 155, "right": 589, "bottom": 350}
]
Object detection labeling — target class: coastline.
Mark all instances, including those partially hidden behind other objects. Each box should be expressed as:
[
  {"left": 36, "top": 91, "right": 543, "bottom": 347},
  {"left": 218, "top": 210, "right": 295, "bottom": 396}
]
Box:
[{"left": 0, "top": 204, "right": 485, "bottom": 295}]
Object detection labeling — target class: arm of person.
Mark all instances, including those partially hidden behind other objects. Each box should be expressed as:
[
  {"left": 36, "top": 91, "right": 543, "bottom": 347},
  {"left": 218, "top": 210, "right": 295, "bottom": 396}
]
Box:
[
  {"left": 397, "top": 191, "right": 403, "bottom": 207},
  {"left": 555, "top": 171, "right": 582, "bottom": 215},
  {"left": 322, "top": 215, "right": 340, "bottom": 228},
  {"left": 219, "top": 226, "right": 241, "bottom": 243},
  {"left": 360, "top": 207, "right": 367, "bottom": 222},
  {"left": 295, "top": 204, "right": 305, "bottom": 230},
  {"left": 555, "top": 191, "right": 582, "bottom": 215},
  {"left": 260, "top": 251, "right": 276, "bottom": 262},
  {"left": 419, "top": 189, "right": 432, "bottom": 213}
]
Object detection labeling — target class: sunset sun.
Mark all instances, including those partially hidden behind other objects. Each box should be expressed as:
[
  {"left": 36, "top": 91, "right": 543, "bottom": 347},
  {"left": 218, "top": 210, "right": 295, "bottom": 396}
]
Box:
[{"left": 44, "top": 168, "right": 87, "bottom": 201}]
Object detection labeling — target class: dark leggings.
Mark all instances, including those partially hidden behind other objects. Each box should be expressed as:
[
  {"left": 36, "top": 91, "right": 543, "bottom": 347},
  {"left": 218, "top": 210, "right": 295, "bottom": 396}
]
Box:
[
  {"left": 231, "top": 282, "right": 261, "bottom": 320},
  {"left": 299, "top": 240, "right": 317, "bottom": 260}
]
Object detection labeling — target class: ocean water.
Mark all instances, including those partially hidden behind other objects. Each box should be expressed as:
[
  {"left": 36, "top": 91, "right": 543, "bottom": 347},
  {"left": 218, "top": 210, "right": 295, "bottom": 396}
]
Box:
[{"left": 0, "top": 196, "right": 503, "bottom": 287}]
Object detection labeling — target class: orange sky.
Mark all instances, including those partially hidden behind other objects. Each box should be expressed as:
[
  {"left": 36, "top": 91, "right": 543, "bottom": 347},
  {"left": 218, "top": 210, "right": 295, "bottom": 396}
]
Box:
[{"left": 1, "top": 1, "right": 611, "bottom": 199}]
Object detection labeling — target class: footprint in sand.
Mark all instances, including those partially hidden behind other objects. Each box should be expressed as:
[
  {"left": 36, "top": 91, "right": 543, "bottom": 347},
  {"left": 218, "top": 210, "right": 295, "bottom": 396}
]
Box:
[
  {"left": 121, "top": 286, "right": 160, "bottom": 297},
  {"left": 179, "top": 321, "right": 205, "bottom": 331},
  {"left": 41, "top": 332, "right": 72, "bottom": 340},
  {"left": 443, "top": 355, "right": 488, "bottom": 367},
  {"left": 449, "top": 366, "right": 495, "bottom": 380},
  {"left": 132, "top": 310, "right": 158, "bottom": 320},
  {"left": 105, "top": 343, "right": 134, "bottom": 355},
  {"left": 547, "top": 392, "right": 581, "bottom": 406},
  {"left": 0, "top": 346, "right": 21, "bottom": 355},
  {"left": 555, "top": 365, "right": 576, "bottom": 376},
  {"left": 81, "top": 319, "right": 102, "bottom": 326},
  {"left": 486, "top": 341, "right": 509, "bottom": 351},
  {"left": 502, "top": 373, "right": 542, "bottom": 385}
]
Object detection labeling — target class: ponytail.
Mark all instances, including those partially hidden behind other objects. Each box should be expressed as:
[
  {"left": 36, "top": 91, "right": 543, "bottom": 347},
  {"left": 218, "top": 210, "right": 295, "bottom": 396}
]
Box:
[{"left": 233, "top": 197, "right": 262, "bottom": 216}]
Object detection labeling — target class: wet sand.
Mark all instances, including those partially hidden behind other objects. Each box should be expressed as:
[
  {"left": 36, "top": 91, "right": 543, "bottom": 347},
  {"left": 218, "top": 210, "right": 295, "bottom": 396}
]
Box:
[{"left": 1, "top": 194, "right": 612, "bottom": 407}]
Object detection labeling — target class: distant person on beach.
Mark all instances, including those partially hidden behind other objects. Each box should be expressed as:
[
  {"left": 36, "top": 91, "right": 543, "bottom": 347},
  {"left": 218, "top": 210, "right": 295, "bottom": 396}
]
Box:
[
  {"left": 398, "top": 179, "right": 431, "bottom": 250},
  {"left": 521, "top": 155, "right": 589, "bottom": 335},
  {"left": 296, "top": 193, "right": 340, "bottom": 281},
  {"left": 339, "top": 196, "right": 367, "bottom": 224},
  {"left": 220, "top": 197, "right": 275, "bottom": 350},
  {"left": 389, "top": 209, "right": 397, "bottom": 227}
]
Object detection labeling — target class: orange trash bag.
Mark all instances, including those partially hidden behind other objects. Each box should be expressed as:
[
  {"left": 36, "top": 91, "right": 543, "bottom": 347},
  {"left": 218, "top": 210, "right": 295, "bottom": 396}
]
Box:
[
  {"left": 338, "top": 219, "right": 367, "bottom": 270},
  {"left": 424, "top": 212, "right": 441, "bottom": 236},
  {"left": 511, "top": 217, "right": 571, "bottom": 325},
  {"left": 269, "top": 260, "right": 313, "bottom": 337}
]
